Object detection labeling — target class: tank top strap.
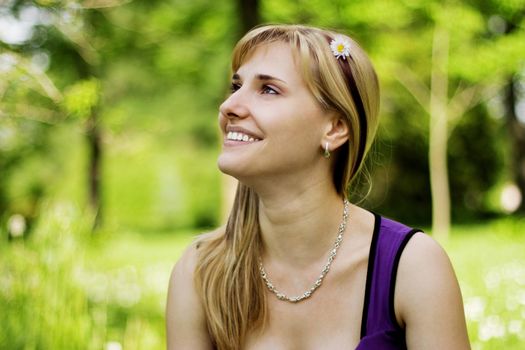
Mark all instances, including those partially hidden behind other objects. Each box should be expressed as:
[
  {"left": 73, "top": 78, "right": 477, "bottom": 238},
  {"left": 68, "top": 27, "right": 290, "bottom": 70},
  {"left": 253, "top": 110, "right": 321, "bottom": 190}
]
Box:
[{"left": 360, "top": 214, "right": 421, "bottom": 339}]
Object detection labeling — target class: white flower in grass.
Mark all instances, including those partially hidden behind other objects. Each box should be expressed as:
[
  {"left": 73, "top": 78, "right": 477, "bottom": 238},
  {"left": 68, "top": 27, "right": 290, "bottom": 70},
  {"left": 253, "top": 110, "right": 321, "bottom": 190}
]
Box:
[
  {"left": 478, "top": 315, "right": 506, "bottom": 341},
  {"left": 464, "top": 296, "right": 485, "bottom": 321},
  {"left": 508, "top": 319, "right": 522, "bottom": 336},
  {"left": 7, "top": 214, "right": 26, "bottom": 237},
  {"left": 330, "top": 36, "right": 351, "bottom": 60},
  {"left": 106, "top": 341, "right": 122, "bottom": 350}
]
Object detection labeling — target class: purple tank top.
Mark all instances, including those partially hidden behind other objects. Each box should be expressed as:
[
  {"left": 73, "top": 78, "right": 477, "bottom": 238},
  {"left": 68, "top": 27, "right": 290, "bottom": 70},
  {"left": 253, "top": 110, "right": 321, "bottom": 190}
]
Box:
[{"left": 355, "top": 214, "right": 420, "bottom": 350}]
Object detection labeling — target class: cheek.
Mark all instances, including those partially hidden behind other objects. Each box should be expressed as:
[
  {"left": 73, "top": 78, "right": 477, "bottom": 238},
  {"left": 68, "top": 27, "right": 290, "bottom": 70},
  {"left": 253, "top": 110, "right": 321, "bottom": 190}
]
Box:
[
  {"left": 278, "top": 105, "right": 325, "bottom": 142},
  {"left": 268, "top": 120, "right": 323, "bottom": 157}
]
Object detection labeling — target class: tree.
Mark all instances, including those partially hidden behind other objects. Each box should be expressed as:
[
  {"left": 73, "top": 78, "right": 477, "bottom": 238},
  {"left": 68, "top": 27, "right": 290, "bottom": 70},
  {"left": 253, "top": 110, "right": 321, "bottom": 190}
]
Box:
[
  {"left": 0, "top": 1, "right": 113, "bottom": 230},
  {"left": 238, "top": 0, "right": 260, "bottom": 35},
  {"left": 505, "top": 74, "right": 525, "bottom": 214},
  {"left": 394, "top": 21, "right": 485, "bottom": 239},
  {"left": 2, "top": 0, "right": 238, "bottom": 231},
  {"left": 391, "top": 2, "right": 525, "bottom": 237},
  {"left": 500, "top": 10, "right": 525, "bottom": 215}
]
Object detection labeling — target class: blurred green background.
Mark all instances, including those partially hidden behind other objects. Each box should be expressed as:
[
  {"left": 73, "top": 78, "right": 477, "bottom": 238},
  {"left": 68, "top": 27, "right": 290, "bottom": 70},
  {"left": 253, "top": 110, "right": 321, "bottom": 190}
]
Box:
[{"left": 1, "top": 0, "right": 524, "bottom": 349}]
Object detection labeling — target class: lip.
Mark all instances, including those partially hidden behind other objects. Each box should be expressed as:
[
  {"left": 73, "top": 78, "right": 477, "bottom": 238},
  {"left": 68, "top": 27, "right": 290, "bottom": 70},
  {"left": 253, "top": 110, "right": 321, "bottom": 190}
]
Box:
[{"left": 223, "top": 139, "right": 260, "bottom": 147}]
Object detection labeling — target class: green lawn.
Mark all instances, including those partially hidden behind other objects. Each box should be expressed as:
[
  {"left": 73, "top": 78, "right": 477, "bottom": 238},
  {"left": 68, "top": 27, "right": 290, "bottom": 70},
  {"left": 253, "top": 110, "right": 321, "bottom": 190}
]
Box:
[
  {"left": 445, "top": 218, "right": 525, "bottom": 350},
  {"left": 1, "top": 210, "right": 524, "bottom": 349},
  {"left": 82, "top": 229, "right": 197, "bottom": 350}
]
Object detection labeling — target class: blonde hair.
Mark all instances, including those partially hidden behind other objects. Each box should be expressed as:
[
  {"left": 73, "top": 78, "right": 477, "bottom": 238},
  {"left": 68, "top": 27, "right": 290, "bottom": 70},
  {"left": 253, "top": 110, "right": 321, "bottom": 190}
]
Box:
[{"left": 195, "top": 24, "right": 380, "bottom": 349}]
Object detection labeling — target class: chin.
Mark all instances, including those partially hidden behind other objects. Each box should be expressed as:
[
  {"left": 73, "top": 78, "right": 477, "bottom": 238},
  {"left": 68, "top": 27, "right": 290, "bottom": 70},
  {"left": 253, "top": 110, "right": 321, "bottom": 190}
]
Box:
[
  {"left": 217, "top": 155, "right": 242, "bottom": 178},
  {"left": 217, "top": 155, "right": 260, "bottom": 183}
]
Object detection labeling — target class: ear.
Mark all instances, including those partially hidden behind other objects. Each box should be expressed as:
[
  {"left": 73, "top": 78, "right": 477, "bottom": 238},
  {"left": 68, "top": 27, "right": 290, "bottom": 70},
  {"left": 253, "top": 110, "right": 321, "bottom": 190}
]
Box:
[{"left": 321, "top": 114, "right": 350, "bottom": 153}]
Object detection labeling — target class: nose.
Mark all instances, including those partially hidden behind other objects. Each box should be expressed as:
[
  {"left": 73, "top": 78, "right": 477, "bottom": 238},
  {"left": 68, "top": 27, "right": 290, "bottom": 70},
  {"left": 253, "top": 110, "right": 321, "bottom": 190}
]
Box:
[{"left": 219, "top": 89, "right": 250, "bottom": 120}]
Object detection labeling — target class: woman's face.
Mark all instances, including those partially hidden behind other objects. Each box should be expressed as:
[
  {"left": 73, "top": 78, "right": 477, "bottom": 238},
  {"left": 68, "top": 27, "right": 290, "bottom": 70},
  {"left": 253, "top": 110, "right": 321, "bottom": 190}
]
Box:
[{"left": 217, "top": 41, "right": 331, "bottom": 182}]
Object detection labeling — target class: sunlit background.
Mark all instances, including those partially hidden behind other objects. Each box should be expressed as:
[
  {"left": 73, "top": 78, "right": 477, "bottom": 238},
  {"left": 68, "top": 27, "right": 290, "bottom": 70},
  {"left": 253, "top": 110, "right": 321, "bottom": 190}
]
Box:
[{"left": 1, "top": 0, "right": 524, "bottom": 349}]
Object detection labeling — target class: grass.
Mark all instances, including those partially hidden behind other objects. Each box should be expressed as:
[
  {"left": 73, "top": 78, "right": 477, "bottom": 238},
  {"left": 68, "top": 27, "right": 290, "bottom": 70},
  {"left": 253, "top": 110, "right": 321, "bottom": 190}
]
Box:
[
  {"left": 445, "top": 218, "right": 525, "bottom": 350},
  {"left": 1, "top": 204, "right": 524, "bottom": 349},
  {"left": 81, "top": 228, "right": 198, "bottom": 350}
]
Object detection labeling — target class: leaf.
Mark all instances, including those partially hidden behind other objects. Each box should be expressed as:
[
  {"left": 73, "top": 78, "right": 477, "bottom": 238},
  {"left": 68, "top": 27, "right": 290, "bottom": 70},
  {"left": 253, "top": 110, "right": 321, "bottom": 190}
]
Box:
[{"left": 62, "top": 78, "right": 100, "bottom": 119}]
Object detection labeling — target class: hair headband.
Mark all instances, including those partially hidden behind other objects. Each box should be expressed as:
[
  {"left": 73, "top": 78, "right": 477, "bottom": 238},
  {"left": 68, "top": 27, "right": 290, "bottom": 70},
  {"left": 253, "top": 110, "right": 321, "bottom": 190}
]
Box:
[{"left": 326, "top": 35, "right": 368, "bottom": 176}]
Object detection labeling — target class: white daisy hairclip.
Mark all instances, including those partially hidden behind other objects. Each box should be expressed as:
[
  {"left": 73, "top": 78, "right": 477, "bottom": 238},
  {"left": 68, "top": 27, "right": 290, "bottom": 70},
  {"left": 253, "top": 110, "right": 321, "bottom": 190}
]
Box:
[{"left": 330, "top": 36, "right": 351, "bottom": 60}]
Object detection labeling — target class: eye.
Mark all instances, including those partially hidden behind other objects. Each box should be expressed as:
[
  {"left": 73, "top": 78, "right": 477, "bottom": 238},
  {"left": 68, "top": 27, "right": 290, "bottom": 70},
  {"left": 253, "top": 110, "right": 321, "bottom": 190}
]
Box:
[
  {"left": 261, "top": 85, "right": 278, "bottom": 95},
  {"left": 230, "top": 82, "right": 241, "bottom": 93}
]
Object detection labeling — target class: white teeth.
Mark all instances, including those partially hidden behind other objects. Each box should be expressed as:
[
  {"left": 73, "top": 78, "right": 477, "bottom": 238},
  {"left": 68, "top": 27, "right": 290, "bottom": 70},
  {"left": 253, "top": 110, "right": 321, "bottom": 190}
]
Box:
[{"left": 226, "top": 131, "right": 260, "bottom": 142}]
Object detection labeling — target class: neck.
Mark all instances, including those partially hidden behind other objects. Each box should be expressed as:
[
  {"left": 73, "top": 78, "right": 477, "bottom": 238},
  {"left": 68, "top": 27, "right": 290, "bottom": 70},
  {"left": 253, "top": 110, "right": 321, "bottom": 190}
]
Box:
[{"left": 256, "top": 179, "right": 347, "bottom": 269}]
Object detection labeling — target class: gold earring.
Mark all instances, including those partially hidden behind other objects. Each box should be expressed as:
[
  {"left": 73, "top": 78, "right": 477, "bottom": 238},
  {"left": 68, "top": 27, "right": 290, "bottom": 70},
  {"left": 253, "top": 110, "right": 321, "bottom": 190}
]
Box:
[{"left": 323, "top": 142, "right": 331, "bottom": 158}]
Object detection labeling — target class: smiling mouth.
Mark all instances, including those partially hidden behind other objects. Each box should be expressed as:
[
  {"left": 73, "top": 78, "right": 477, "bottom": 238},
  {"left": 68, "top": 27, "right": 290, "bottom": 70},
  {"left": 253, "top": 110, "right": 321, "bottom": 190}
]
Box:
[{"left": 226, "top": 131, "right": 261, "bottom": 142}]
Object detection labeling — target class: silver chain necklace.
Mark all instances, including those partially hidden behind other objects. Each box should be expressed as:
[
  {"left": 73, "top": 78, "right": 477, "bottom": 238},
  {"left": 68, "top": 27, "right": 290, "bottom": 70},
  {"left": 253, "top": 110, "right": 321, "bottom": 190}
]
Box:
[{"left": 258, "top": 198, "right": 350, "bottom": 303}]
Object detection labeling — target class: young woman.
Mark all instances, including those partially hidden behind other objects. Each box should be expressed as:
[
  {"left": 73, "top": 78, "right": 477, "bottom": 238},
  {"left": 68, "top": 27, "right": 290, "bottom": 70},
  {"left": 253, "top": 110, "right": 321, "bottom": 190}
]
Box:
[{"left": 166, "top": 24, "right": 470, "bottom": 350}]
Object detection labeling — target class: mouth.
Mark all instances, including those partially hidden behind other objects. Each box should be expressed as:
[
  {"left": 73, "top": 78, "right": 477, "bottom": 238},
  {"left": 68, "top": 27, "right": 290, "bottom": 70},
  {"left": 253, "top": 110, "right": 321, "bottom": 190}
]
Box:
[{"left": 225, "top": 131, "right": 261, "bottom": 143}]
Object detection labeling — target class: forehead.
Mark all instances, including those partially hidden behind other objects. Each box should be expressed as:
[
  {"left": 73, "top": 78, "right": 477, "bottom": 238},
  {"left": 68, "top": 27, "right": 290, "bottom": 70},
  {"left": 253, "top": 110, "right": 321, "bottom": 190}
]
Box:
[{"left": 236, "top": 42, "right": 303, "bottom": 84}]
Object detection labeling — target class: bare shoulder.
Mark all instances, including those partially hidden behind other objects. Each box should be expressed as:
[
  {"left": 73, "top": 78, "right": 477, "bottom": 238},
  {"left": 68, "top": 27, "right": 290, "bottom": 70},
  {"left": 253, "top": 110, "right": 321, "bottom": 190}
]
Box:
[
  {"left": 395, "top": 232, "right": 471, "bottom": 349},
  {"left": 166, "top": 226, "right": 224, "bottom": 350},
  {"left": 194, "top": 225, "right": 225, "bottom": 248},
  {"left": 173, "top": 225, "right": 225, "bottom": 276}
]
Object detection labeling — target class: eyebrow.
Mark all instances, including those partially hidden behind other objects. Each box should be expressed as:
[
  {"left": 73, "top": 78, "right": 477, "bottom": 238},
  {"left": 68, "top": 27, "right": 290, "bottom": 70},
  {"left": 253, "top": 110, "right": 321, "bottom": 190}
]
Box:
[{"left": 232, "top": 73, "right": 287, "bottom": 84}]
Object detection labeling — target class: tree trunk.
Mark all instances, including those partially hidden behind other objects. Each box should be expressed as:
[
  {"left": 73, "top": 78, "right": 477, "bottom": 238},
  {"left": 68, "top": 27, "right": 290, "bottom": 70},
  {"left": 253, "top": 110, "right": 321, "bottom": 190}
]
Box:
[
  {"left": 87, "top": 112, "right": 102, "bottom": 229},
  {"left": 238, "top": 0, "right": 260, "bottom": 35},
  {"left": 429, "top": 26, "right": 451, "bottom": 240},
  {"left": 505, "top": 76, "right": 525, "bottom": 214}
]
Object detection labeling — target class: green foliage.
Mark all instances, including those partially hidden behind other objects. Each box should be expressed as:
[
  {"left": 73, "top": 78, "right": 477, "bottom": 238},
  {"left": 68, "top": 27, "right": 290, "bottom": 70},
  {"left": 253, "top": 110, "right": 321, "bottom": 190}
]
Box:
[
  {"left": 3, "top": 0, "right": 523, "bottom": 230},
  {"left": 102, "top": 135, "right": 221, "bottom": 231},
  {"left": 0, "top": 117, "right": 55, "bottom": 227},
  {"left": 62, "top": 78, "right": 100, "bottom": 120},
  {"left": 448, "top": 106, "right": 504, "bottom": 219}
]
